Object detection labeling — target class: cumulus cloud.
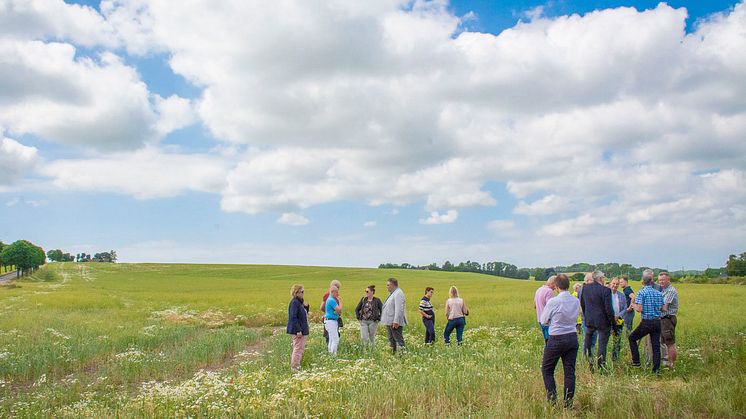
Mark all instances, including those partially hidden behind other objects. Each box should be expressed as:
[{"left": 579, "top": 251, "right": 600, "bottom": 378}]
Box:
[
  {"left": 2, "top": 0, "right": 745, "bottom": 255},
  {"left": 39, "top": 146, "right": 229, "bottom": 198},
  {"left": 277, "top": 212, "right": 310, "bottom": 226},
  {"left": 419, "top": 210, "right": 458, "bottom": 225},
  {"left": 0, "top": 131, "right": 39, "bottom": 185}
]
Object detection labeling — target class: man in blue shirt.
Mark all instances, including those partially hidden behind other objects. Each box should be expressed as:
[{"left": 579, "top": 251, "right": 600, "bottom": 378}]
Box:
[
  {"left": 540, "top": 274, "right": 580, "bottom": 407},
  {"left": 628, "top": 275, "right": 664, "bottom": 372}
]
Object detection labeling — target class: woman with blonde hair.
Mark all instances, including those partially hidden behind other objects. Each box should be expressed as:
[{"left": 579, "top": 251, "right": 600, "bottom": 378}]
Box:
[
  {"left": 286, "top": 284, "right": 310, "bottom": 371},
  {"left": 444, "top": 285, "right": 469, "bottom": 345}
]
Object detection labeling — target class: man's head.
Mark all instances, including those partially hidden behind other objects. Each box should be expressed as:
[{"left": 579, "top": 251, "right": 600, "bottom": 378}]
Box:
[
  {"left": 424, "top": 287, "right": 434, "bottom": 298},
  {"left": 584, "top": 273, "right": 594, "bottom": 284},
  {"left": 387, "top": 278, "right": 398, "bottom": 292},
  {"left": 609, "top": 277, "right": 620, "bottom": 292},
  {"left": 592, "top": 270, "right": 605, "bottom": 284},
  {"left": 620, "top": 276, "right": 629, "bottom": 287},
  {"left": 555, "top": 274, "right": 570, "bottom": 291},
  {"left": 573, "top": 283, "right": 582, "bottom": 292},
  {"left": 642, "top": 276, "right": 654, "bottom": 287},
  {"left": 658, "top": 272, "right": 671, "bottom": 287},
  {"left": 642, "top": 269, "right": 654, "bottom": 282},
  {"left": 547, "top": 275, "right": 557, "bottom": 290}
]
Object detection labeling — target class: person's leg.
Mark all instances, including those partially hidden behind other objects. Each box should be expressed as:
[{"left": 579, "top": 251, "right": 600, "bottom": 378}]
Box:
[
  {"left": 611, "top": 326, "right": 622, "bottom": 362},
  {"left": 628, "top": 322, "right": 646, "bottom": 366},
  {"left": 444, "top": 319, "right": 455, "bottom": 344},
  {"left": 386, "top": 326, "right": 397, "bottom": 353},
  {"left": 456, "top": 317, "right": 466, "bottom": 345},
  {"left": 290, "top": 334, "right": 301, "bottom": 370},
  {"left": 360, "top": 320, "right": 370, "bottom": 347},
  {"left": 560, "top": 334, "right": 578, "bottom": 407},
  {"left": 369, "top": 321, "right": 379, "bottom": 347},
  {"left": 651, "top": 320, "right": 662, "bottom": 373},
  {"left": 541, "top": 336, "right": 562, "bottom": 403},
  {"left": 596, "top": 328, "right": 610, "bottom": 370},
  {"left": 583, "top": 325, "right": 594, "bottom": 360},
  {"left": 392, "top": 326, "right": 405, "bottom": 351},
  {"left": 326, "top": 320, "right": 339, "bottom": 354}
]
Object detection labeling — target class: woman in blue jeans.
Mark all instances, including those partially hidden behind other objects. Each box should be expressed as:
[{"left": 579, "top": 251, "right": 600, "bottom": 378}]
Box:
[{"left": 444, "top": 286, "right": 469, "bottom": 345}]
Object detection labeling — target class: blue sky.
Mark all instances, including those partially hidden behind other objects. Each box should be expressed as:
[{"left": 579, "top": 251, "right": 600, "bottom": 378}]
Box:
[{"left": 1, "top": 0, "right": 745, "bottom": 269}]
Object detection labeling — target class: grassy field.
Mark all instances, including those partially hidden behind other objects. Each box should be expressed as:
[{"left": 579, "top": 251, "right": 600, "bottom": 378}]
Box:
[{"left": 0, "top": 263, "right": 744, "bottom": 418}]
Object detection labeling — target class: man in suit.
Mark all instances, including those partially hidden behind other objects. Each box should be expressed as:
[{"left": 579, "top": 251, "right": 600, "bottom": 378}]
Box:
[
  {"left": 381, "top": 277, "right": 408, "bottom": 354},
  {"left": 580, "top": 270, "right": 615, "bottom": 371}
]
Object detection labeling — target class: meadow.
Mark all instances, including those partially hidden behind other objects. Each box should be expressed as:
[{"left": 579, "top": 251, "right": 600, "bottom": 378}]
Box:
[{"left": 0, "top": 263, "right": 744, "bottom": 418}]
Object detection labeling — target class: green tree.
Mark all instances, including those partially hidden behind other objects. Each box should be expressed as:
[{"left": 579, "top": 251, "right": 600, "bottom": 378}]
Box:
[
  {"left": 1, "top": 240, "right": 45, "bottom": 277},
  {"left": 47, "top": 249, "right": 64, "bottom": 262},
  {"left": 726, "top": 253, "right": 746, "bottom": 277}
]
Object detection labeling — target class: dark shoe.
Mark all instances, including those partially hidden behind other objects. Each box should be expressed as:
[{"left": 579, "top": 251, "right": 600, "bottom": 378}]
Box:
[{"left": 630, "top": 362, "right": 641, "bottom": 367}]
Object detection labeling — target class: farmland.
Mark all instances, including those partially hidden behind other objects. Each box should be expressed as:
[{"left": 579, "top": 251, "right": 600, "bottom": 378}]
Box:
[{"left": 0, "top": 263, "right": 744, "bottom": 417}]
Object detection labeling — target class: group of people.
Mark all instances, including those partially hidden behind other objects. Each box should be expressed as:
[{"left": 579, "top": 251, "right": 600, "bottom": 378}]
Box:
[
  {"left": 287, "top": 270, "right": 680, "bottom": 407},
  {"left": 286, "top": 278, "right": 471, "bottom": 371},
  {"left": 535, "top": 269, "right": 679, "bottom": 407}
]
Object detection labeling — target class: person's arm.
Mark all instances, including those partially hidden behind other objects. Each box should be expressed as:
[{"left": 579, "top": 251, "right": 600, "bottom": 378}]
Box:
[
  {"left": 634, "top": 293, "right": 643, "bottom": 313},
  {"left": 392, "top": 292, "right": 404, "bottom": 328},
  {"left": 626, "top": 291, "right": 635, "bottom": 312},
  {"left": 540, "top": 299, "right": 554, "bottom": 326},
  {"left": 603, "top": 289, "right": 615, "bottom": 326},
  {"left": 319, "top": 297, "right": 326, "bottom": 312},
  {"left": 355, "top": 298, "right": 364, "bottom": 320},
  {"left": 462, "top": 299, "right": 469, "bottom": 316},
  {"left": 444, "top": 299, "right": 450, "bottom": 319}
]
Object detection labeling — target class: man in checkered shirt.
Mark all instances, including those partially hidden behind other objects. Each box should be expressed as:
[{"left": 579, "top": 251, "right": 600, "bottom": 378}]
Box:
[{"left": 628, "top": 274, "right": 665, "bottom": 373}]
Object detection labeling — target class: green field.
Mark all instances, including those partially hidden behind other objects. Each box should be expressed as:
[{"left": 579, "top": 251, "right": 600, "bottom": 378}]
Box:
[{"left": 0, "top": 263, "right": 744, "bottom": 418}]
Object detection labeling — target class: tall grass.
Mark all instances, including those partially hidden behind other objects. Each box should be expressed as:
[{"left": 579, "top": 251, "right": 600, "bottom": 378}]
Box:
[{"left": 0, "top": 263, "right": 744, "bottom": 417}]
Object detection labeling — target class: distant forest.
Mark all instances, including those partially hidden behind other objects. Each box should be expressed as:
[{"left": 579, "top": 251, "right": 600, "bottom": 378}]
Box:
[{"left": 379, "top": 260, "right": 731, "bottom": 281}]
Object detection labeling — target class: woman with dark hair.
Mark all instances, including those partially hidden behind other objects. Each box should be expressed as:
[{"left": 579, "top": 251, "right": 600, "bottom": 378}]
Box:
[
  {"left": 287, "top": 284, "right": 310, "bottom": 371},
  {"left": 355, "top": 284, "right": 383, "bottom": 348}
]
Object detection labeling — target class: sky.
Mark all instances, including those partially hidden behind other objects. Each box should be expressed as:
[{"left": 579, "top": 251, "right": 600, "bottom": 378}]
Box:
[{"left": 1, "top": 0, "right": 745, "bottom": 270}]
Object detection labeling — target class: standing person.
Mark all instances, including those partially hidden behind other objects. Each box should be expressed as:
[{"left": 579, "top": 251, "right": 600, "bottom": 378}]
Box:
[
  {"left": 628, "top": 274, "right": 665, "bottom": 373},
  {"left": 578, "top": 273, "right": 598, "bottom": 352},
  {"left": 620, "top": 276, "right": 636, "bottom": 337},
  {"left": 419, "top": 287, "right": 436, "bottom": 344},
  {"left": 572, "top": 283, "right": 582, "bottom": 335},
  {"left": 324, "top": 287, "right": 342, "bottom": 355},
  {"left": 320, "top": 280, "right": 342, "bottom": 344},
  {"left": 287, "top": 284, "right": 310, "bottom": 371},
  {"left": 540, "top": 274, "right": 580, "bottom": 408},
  {"left": 380, "top": 278, "right": 407, "bottom": 354},
  {"left": 355, "top": 285, "right": 383, "bottom": 349},
  {"left": 534, "top": 276, "right": 557, "bottom": 343},
  {"left": 580, "top": 270, "right": 614, "bottom": 371},
  {"left": 608, "top": 278, "right": 628, "bottom": 362},
  {"left": 659, "top": 272, "right": 679, "bottom": 369},
  {"left": 444, "top": 286, "right": 469, "bottom": 345}
]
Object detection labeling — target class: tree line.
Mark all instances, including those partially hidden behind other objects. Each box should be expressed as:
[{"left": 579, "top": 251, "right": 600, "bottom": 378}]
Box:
[
  {"left": 47, "top": 250, "right": 118, "bottom": 263},
  {"left": 380, "top": 252, "right": 744, "bottom": 282}
]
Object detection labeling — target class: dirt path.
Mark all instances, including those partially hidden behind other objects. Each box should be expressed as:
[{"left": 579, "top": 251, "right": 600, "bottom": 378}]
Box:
[{"left": 0, "top": 271, "right": 17, "bottom": 283}]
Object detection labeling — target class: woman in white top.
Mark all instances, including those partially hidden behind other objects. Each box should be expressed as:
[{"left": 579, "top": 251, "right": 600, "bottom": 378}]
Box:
[{"left": 444, "top": 286, "right": 469, "bottom": 345}]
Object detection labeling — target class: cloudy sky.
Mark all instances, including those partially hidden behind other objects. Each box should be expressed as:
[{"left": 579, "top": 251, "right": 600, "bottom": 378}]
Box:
[{"left": 1, "top": 0, "right": 745, "bottom": 269}]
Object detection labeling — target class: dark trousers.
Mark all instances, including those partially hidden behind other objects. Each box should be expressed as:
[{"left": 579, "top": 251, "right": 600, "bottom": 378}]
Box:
[
  {"left": 629, "top": 319, "right": 661, "bottom": 372},
  {"left": 444, "top": 317, "right": 466, "bottom": 344},
  {"left": 422, "top": 317, "right": 435, "bottom": 344},
  {"left": 541, "top": 332, "right": 578, "bottom": 406},
  {"left": 611, "top": 324, "right": 623, "bottom": 361},
  {"left": 386, "top": 325, "right": 405, "bottom": 353},
  {"left": 584, "top": 325, "right": 610, "bottom": 370}
]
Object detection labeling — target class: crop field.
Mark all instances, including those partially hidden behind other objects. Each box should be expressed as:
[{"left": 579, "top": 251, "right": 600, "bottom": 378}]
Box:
[{"left": 0, "top": 263, "right": 744, "bottom": 418}]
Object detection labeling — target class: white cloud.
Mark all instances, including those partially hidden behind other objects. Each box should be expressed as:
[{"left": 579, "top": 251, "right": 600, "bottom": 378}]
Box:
[
  {"left": 364, "top": 221, "right": 377, "bottom": 228},
  {"left": 5, "top": 197, "right": 19, "bottom": 207},
  {"left": 39, "top": 146, "right": 230, "bottom": 198},
  {"left": 419, "top": 210, "right": 458, "bottom": 225},
  {"left": 487, "top": 219, "right": 515, "bottom": 232},
  {"left": 0, "top": 132, "right": 39, "bottom": 185},
  {"left": 277, "top": 212, "right": 310, "bottom": 226},
  {"left": 514, "top": 194, "right": 567, "bottom": 216}
]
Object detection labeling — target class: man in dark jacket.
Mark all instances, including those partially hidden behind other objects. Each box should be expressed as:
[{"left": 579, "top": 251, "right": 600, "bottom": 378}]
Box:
[{"left": 580, "top": 270, "right": 615, "bottom": 371}]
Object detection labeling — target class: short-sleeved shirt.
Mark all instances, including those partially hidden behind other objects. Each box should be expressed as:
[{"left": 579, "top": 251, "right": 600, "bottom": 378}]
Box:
[
  {"left": 661, "top": 285, "right": 679, "bottom": 316},
  {"left": 419, "top": 296, "right": 434, "bottom": 317},
  {"left": 635, "top": 286, "right": 664, "bottom": 320},
  {"left": 325, "top": 296, "right": 339, "bottom": 320},
  {"left": 623, "top": 286, "right": 634, "bottom": 307}
]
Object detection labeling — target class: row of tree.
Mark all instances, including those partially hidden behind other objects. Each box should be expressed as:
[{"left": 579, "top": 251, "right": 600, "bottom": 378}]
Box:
[
  {"left": 47, "top": 250, "right": 118, "bottom": 263},
  {"left": 0, "top": 240, "right": 46, "bottom": 277},
  {"left": 380, "top": 252, "right": 745, "bottom": 282},
  {"left": 378, "top": 261, "right": 531, "bottom": 279}
]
